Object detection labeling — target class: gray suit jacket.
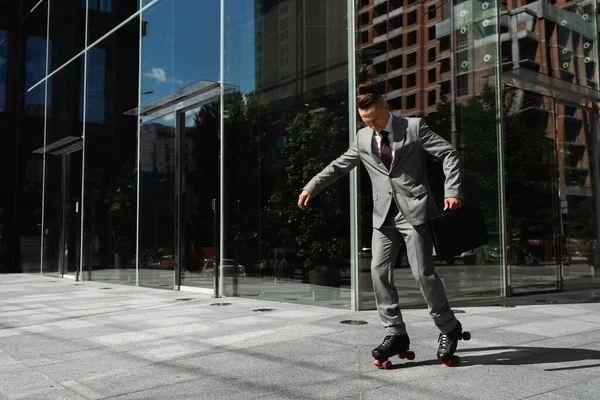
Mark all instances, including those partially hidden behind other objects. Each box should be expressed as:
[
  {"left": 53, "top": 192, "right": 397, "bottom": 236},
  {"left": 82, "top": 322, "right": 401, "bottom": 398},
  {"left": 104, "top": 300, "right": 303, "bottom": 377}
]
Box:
[{"left": 303, "top": 115, "right": 462, "bottom": 228}]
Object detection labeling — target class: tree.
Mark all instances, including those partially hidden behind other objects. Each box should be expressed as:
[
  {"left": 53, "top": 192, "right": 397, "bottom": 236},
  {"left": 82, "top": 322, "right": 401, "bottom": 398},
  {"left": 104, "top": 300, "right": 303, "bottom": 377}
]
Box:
[{"left": 263, "top": 104, "right": 351, "bottom": 276}]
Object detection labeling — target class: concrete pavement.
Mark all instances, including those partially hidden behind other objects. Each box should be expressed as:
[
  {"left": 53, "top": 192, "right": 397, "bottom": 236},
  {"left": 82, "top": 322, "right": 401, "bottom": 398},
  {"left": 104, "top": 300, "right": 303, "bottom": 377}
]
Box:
[{"left": 1, "top": 274, "right": 600, "bottom": 399}]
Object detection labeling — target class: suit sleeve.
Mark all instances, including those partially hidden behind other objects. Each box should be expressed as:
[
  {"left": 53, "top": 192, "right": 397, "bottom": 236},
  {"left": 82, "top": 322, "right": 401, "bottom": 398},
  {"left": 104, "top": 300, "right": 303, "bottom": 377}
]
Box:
[
  {"left": 303, "top": 135, "right": 361, "bottom": 197},
  {"left": 417, "top": 118, "right": 462, "bottom": 199}
]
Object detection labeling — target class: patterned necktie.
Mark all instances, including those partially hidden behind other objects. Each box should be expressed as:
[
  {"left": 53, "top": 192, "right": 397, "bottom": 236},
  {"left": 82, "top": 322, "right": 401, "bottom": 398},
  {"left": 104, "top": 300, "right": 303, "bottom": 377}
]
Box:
[{"left": 380, "top": 130, "right": 392, "bottom": 170}]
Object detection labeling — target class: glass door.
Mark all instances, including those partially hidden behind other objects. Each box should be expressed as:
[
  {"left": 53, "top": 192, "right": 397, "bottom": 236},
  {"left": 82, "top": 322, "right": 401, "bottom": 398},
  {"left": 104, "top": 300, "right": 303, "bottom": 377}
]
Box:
[
  {"left": 504, "top": 88, "right": 562, "bottom": 293},
  {"left": 128, "top": 80, "right": 222, "bottom": 290},
  {"left": 63, "top": 149, "right": 83, "bottom": 277},
  {"left": 42, "top": 141, "right": 83, "bottom": 278},
  {"left": 555, "top": 101, "right": 600, "bottom": 286},
  {"left": 178, "top": 101, "right": 219, "bottom": 290},
  {"left": 138, "top": 113, "right": 178, "bottom": 289}
]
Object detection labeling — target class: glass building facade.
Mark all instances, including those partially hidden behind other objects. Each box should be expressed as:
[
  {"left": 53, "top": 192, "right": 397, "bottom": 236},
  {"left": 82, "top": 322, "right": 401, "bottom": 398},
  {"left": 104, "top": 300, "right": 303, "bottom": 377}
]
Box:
[{"left": 1, "top": 0, "right": 599, "bottom": 310}]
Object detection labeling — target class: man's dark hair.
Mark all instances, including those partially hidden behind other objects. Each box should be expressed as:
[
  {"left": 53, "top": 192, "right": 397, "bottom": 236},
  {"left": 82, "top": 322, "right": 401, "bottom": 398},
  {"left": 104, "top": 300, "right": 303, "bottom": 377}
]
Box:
[{"left": 357, "top": 81, "right": 384, "bottom": 110}]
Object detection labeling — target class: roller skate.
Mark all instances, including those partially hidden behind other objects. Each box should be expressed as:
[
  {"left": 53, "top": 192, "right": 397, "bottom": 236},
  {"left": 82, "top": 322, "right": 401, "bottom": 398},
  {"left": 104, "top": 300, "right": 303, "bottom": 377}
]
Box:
[
  {"left": 437, "top": 321, "right": 471, "bottom": 367},
  {"left": 372, "top": 334, "right": 415, "bottom": 370}
]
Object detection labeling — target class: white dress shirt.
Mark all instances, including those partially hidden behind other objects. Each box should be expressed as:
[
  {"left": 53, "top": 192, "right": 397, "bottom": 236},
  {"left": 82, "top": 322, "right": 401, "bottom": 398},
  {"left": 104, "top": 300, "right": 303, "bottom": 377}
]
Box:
[{"left": 373, "top": 112, "right": 394, "bottom": 161}]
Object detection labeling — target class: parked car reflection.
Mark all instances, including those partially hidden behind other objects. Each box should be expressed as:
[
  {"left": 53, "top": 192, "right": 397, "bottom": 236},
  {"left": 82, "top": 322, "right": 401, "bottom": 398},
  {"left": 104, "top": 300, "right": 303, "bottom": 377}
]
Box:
[{"left": 201, "top": 257, "right": 246, "bottom": 277}]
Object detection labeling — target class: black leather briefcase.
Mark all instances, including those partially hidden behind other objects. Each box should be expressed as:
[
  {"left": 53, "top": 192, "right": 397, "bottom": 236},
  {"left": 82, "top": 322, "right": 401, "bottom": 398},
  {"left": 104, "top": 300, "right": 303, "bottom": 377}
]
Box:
[{"left": 429, "top": 204, "right": 489, "bottom": 261}]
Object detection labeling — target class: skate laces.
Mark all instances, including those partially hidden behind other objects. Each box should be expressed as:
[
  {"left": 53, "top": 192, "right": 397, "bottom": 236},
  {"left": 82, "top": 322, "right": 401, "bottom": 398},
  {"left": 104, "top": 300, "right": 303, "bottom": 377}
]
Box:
[
  {"left": 438, "top": 333, "right": 452, "bottom": 350},
  {"left": 380, "top": 335, "right": 395, "bottom": 348}
]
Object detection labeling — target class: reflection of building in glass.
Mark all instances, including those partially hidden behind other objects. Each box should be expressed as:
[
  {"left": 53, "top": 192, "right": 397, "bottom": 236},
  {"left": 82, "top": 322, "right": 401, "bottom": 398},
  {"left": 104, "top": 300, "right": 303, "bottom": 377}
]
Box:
[
  {"left": 141, "top": 122, "right": 198, "bottom": 175},
  {"left": 1, "top": 0, "right": 600, "bottom": 307},
  {"left": 255, "top": 0, "right": 349, "bottom": 121},
  {"left": 358, "top": 0, "right": 449, "bottom": 115}
]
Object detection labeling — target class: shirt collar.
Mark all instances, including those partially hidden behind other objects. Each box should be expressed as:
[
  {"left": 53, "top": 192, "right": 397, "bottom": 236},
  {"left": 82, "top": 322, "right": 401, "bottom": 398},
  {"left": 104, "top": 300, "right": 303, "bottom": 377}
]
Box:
[{"left": 374, "top": 112, "right": 394, "bottom": 137}]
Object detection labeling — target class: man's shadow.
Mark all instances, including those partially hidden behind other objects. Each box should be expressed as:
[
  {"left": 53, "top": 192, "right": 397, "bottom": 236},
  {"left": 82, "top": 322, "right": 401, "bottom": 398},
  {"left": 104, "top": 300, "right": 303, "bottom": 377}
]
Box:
[{"left": 393, "top": 346, "right": 600, "bottom": 371}]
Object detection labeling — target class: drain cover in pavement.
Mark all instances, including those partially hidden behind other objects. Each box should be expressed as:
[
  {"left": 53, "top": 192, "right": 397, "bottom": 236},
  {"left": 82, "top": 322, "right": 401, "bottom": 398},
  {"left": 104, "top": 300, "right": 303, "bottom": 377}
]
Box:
[
  {"left": 340, "top": 320, "right": 368, "bottom": 325},
  {"left": 452, "top": 309, "right": 466, "bottom": 314},
  {"left": 253, "top": 308, "right": 276, "bottom": 312},
  {"left": 99, "top": 287, "right": 113, "bottom": 290},
  {"left": 535, "top": 299, "right": 558, "bottom": 304},
  {"left": 175, "top": 298, "right": 194, "bottom": 302},
  {"left": 210, "top": 302, "right": 232, "bottom": 306}
]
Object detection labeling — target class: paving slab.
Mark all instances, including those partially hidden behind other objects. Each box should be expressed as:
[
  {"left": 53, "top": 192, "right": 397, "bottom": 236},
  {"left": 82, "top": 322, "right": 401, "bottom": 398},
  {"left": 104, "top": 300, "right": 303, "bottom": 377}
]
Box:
[{"left": 2, "top": 274, "right": 600, "bottom": 399}]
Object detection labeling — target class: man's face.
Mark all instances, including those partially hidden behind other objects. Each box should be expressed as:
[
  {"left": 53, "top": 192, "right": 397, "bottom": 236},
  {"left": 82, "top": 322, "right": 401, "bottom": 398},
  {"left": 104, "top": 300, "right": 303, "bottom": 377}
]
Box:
[{"left": 358, "top": 101, "right": 390, "bottom": 132}]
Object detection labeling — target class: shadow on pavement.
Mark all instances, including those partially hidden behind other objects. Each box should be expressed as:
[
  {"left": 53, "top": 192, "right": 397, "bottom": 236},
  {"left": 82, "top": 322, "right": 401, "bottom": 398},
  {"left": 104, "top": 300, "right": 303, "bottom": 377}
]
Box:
[{"left": 390, "top": 346, "right": 600, "bottom": 371}]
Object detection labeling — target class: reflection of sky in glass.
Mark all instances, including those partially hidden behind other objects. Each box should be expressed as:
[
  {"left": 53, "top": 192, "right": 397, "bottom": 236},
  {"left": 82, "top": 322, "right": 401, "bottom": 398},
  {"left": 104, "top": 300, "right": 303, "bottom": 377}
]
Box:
[
  {"left": 141, "top": 0, "right": 255, "bottom": 104},
  {"left": 0, "top": 31, "right": 6, "bottom": 111},
  {"left": 223, "top": 0, "right": 256, "bottom": 94},
  {"left": 84, "top": 48, "right": 106, "bottom": 123},
  {"left": 25, "top": 35, "right": 49, "bottom": 106}
]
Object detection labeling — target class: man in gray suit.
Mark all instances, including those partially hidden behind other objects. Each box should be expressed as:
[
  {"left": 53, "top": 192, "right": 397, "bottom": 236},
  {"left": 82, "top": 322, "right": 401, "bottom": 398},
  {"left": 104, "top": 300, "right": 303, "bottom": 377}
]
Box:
[{"left": 298, "top": 81, "right": 466, "bottom": 365}]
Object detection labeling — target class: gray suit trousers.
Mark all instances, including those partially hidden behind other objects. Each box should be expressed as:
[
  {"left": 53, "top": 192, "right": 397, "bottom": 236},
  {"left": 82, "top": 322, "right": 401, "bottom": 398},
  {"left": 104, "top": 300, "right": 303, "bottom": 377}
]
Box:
[{"left": 371, "top": 205, "right": 457, "bottom": 335}]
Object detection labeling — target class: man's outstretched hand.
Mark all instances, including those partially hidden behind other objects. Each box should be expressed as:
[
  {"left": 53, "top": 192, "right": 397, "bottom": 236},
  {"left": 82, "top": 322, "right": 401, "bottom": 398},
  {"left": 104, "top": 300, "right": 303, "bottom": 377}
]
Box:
[
  {"left": 444, "top": 197, "right": 462, "bottom": 211},
  {"left": 298, "top": 190, "right": 312, "bottom": 210}
]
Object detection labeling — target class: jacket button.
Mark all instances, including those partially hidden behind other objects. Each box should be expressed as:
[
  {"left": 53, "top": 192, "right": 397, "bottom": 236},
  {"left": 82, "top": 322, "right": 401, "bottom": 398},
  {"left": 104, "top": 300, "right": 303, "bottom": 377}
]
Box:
[{"left": 388, "top": 191, "right": 392, "bottom": 195}]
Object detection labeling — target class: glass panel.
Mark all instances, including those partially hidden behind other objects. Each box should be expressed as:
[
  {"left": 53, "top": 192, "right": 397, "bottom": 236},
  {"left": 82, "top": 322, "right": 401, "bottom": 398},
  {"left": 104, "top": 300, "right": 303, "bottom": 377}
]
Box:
[
  {"left": 502, "top": 0, "right": 598, "bottom": 89},
  {"left": 48, "top": 0, "right": 86, "bottom": 73},
  {"left": 42, "top": 153, "right": 62, "bottom": 276},
  {"left": 21, "top": 84, "right": 46, "bottom": 274},
  {"left": 82, "top": 18, "right": 139, "bottom": 284},
  {"left": 23, "top": 0, "right": 49, "bottom": 95},
  {"left": 140, "top": 0, "right": 220, "bottom": 103},
  {"left": 64, "top": 150, "right": 83, "bottom": 276},
  {"left": 43, "top": 54, "right": 85, "bottom": 276},
  {"left": 42, "top": 149, "right": 83, "bottom": 277},
  {"left": 0, "top": 30, "right": 6, "bottom": 111},
  {"left": 558, "top": 103, "right": 600, "bottom": 286},
  {"left": 179, "top": 102, "right": 219, "bottom": 289},
  {"left": 46, "top": 55, "right": 84, "bottom": 144},
  {"left": 505, "top": 90, "right": 560, "bottom": 293},
  {"left": 223, "top": 0, "right": 351, "bottom": 307},
  {"left": 356, "top": 0, "right": 505, "bottom": 309},
  {"left": 138, "top": 113, "right": 176, "bottom": 289},
  {"left": 87, "top": 0, "right": 138, "bottom": 46}
]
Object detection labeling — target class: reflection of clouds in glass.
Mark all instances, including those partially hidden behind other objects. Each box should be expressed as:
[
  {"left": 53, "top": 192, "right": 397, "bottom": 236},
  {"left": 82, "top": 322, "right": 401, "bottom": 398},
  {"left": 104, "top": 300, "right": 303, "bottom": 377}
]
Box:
[
  {"left": 143, "top": 67, "right": 167, "bottom": 83},
  {"left": 162, "top": 113, "right": 175, "bottom": 122}
]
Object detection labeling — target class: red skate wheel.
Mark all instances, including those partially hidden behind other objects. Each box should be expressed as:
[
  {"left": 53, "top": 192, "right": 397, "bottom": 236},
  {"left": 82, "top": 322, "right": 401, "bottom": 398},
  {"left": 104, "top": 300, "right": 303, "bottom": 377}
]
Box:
[
  {"left": 374, "top": 359, "right": 382, "bottom": 367},
  {"left": 382, "top": 360, "right": 393, "bottom": 369},
  {"left": 462, "top": 331, "right": 471, "bottom": 341},
  {"left": 442, "top": 356, "right": 460, "bottom": 367},
  {"left": 406, "top": 351, "right": 415, "bottom": 361},
  {"left": 398, "top": 353, "right": 406, "bottom": 359}
]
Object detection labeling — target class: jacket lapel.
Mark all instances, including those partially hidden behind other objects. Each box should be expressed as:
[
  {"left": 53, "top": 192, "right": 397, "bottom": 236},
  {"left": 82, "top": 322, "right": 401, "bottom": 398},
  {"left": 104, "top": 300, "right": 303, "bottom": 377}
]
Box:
[
  {"left": 366, "top": 129, "right": 387, "bottom": 171},
  {"left": 390, "top": 115, "right": 407, "bottom": 171}
]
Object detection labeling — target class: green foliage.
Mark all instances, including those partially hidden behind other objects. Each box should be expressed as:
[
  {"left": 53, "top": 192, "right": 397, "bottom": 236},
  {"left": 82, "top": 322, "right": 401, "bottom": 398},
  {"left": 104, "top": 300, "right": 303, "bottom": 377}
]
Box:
[
  {"left": 264, "top": 106, "right": 350, "bottom": 270},
  {"left": 104, "top": 168, "right": 136, "bottom": 256}
]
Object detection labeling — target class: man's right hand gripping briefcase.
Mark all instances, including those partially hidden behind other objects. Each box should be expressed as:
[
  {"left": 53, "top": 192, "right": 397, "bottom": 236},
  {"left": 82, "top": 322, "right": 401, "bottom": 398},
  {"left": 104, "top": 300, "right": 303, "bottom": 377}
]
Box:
[{"left": 429, "top": 204, "right": 489, "bottom": 261}]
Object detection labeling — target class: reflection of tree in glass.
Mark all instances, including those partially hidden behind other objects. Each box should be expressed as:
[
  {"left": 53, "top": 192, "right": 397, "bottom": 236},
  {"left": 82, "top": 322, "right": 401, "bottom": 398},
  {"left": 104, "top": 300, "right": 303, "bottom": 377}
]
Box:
[
  {"left": 104, "top": 167, "right": 137, "bottom": 264},
  {"left": 425, "top": 86, "right": 501, "bottom": 231},
  {"left": 178, "top": 99, "right": 220, "bottom": 272},
  {"left": 265, "top": 104, "right": 350, "bottom": 275},
  {"left": 426, "top": 86, "right": 560, "bottom": 258},
  {"left": 222, "top": 91, "right": 271, "bottom": 268}
]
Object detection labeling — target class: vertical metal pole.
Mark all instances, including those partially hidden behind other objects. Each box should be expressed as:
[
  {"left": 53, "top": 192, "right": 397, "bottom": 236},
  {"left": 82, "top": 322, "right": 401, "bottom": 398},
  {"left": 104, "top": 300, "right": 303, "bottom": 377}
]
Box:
[
  {"left": 135, "top": 0, "right": 144, "bottom": 287},
  {"left": 449, "top": 0, "right": 458, "bottom": 149},
  {"left": 175, "top": 110, "right": 183, "bottom": 290},
  {"left": 79, "top": 0, "right": 90, "bottom": 282},
  {"left": 347, "top": 0, "right": 358, "bottom": 311},
  {"left": 493, "top": 0, "right": 509, "bottom": 297},
  {"left": 218, "top": 0, "right": 225, "bottom": 298},
  {"left": 213, "top": 198, "right": 220, "bottom": 297}
]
